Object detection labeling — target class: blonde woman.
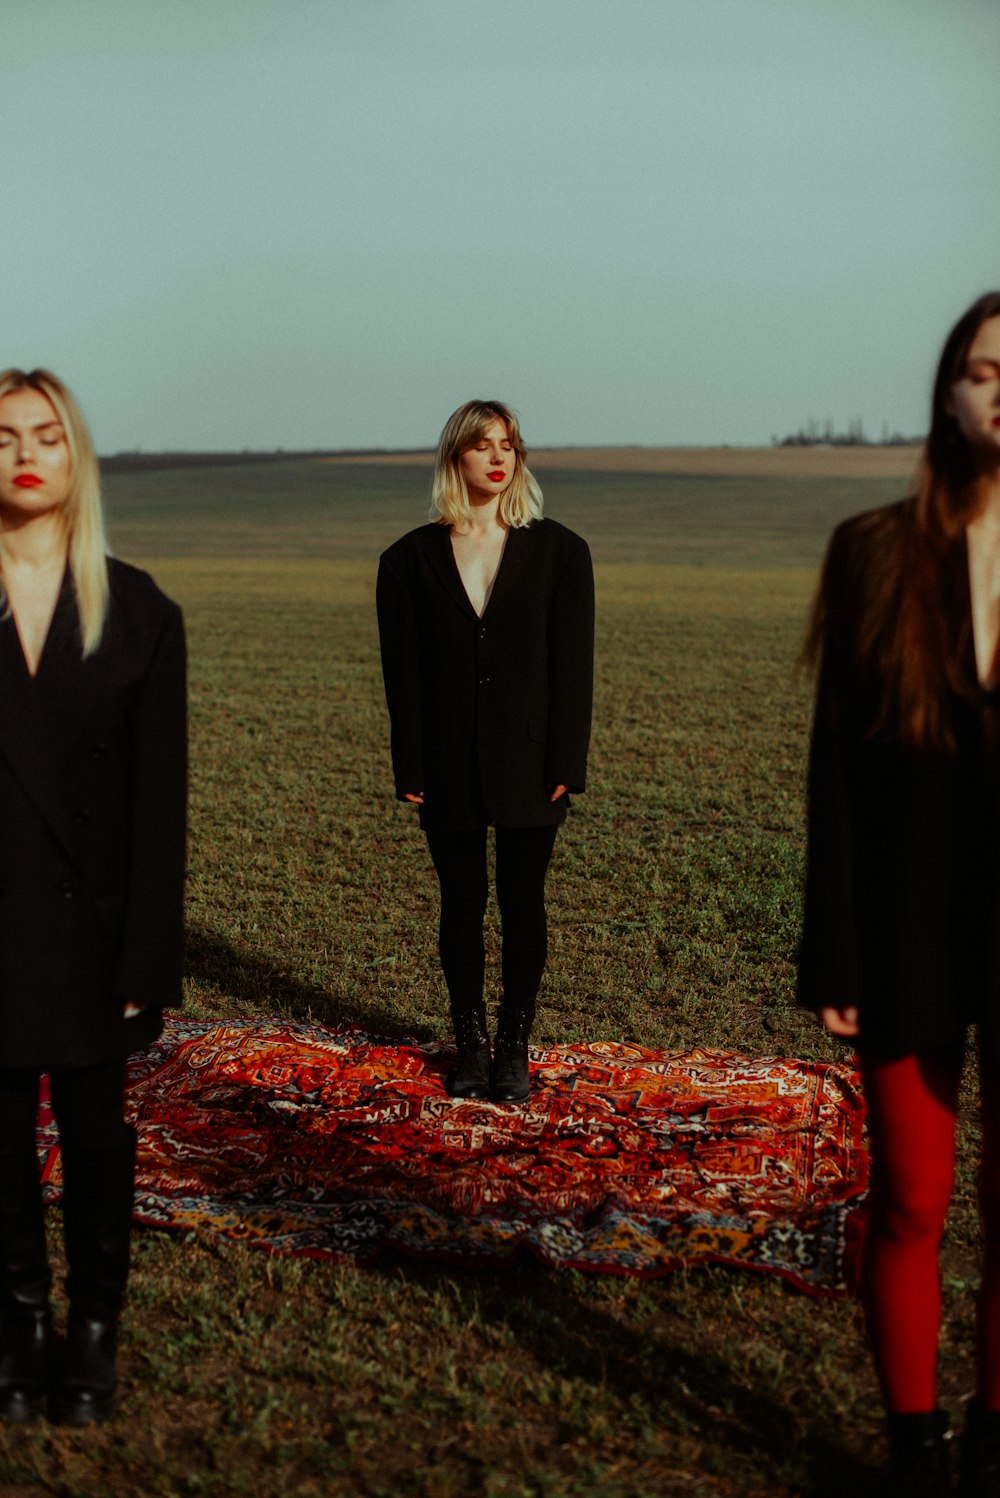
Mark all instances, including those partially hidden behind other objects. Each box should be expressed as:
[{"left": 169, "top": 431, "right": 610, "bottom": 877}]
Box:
[
  {"left": 377, "top": 400, "right": 594, "bottom": 1103},
  {"left": 0, "top": 370, "right": 186, "bottom": 1425}
]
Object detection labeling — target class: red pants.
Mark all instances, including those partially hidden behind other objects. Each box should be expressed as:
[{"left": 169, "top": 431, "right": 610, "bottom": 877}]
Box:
[{"left": 862, "top": 1040, "right": 1000, "bottom": 1413}]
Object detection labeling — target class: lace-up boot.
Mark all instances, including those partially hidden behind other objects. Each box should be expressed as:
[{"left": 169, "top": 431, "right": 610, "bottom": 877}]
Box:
[
  {"left": 490, "top": 1007, "right": 533, "bottom": 1103},
  {"left": 446, "top": 1006, "right": 491, "bottom": 1100}
]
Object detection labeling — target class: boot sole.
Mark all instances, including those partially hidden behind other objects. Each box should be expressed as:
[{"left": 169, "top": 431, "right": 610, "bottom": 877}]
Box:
[
  {"left": 48, "top": 1391, "right": 117, "bottom": 1426},
  {"left": 0, "top": 1390, "right": 45, "bottom": 1423}
]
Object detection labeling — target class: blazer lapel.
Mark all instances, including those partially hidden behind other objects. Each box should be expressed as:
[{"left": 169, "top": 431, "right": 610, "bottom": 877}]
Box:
[
  {"left": 36, "top": 572, "right": 106, "bottom": 768},
  {"left": 424, "top": 526, "right": 479, "bottom": 621},
  {"left": 481, "top": 524, "right": 525, "bottom": 619},
  {"left": 0, "top": 578, "right": 84, "bottom": 869},
  {"left": 950, "top": 530, "right": 978, "bottom": 689},
  {"left": 423, "top": 521, "right": 531, "bottom": 623}
]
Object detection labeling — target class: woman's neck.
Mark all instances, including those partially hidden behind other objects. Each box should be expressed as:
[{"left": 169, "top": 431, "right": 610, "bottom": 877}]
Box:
[
  {"left": 455, "top": 495, "right": 505, "bottom": 536},
  {"left": 0, "top": 511, "right": 69, "bottom": 573}
]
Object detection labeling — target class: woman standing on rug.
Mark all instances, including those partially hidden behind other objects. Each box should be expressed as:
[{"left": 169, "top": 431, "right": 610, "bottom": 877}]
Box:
[
  {"left": 376, "top": 400, "right": 593, "bottom": 1103},
  {"left": 0, "top": 370, "right": 186, "bottom": 1426},
  {"left": 801, "top": 292, "right": 1000, "bottom": 1496}
]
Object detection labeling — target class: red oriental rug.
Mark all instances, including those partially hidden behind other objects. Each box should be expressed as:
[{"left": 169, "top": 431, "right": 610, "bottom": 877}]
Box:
[{"left": 37, "top": 1019, "right": 869, "bottom": 1295}]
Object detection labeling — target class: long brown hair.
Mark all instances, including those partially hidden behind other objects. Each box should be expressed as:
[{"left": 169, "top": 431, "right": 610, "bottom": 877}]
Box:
[{"left": 808, "top": 291, "right": 1000, "bottom": 751}]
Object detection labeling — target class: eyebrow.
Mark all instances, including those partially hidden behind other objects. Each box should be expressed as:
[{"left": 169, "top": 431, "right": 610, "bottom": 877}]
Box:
[
  {"left": 966, "top": 356, "right": 1000, "bottom": 371},
  {"left": 0, "top": 420, "right": 65, "bottom": 435}
]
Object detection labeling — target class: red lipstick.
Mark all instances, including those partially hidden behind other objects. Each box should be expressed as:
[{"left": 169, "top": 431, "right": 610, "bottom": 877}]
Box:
[
  {"left": 12, "top": 475, "right": 43, "bottom": 488},
  {"left": 488, "top": 470, "right": 506, "bottom": 481}
]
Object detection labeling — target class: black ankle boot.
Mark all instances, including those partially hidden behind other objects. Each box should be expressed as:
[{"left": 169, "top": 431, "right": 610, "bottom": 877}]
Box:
[
  {"left": 0, "top": 1148, "right": 52, "bottom": 1424},
  {"left": 49, "top": 1130, "right": 135, "bottom": 1427},
  {"left": 959, "top": 1399, "right": 1000, "bottom": 1496},
  {"left": 51, "top": 1311, "right": 120, "bottom": 1427},
  {"left": 490, "top": 1009, "right": 532, "bottom": 1103},
  {"left": 0, "top": 1305, "right": 51, "bottom": 1423},
  {"left": 887, "top": 1409, "right": 951, "bottom": 1496},
  {"left": 446, "top": 1007, "right": 491, "bottom": 1100}
]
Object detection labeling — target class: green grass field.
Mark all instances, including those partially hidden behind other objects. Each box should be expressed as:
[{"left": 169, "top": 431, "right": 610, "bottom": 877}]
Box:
[{"left": 0, "top": 462, "right": 983, "bottom": 1496}]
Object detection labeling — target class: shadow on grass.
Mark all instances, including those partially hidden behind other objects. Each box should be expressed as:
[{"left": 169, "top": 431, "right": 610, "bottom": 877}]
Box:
[
  {"left": 183, "top": 923, "right": 880, "bottom": 1492},
  {"left": 372, "top": 1253, "right": 881, "bottom": 1497},
  {"left": 184, "top": 922, "right": 439, "bottom": 1041}
]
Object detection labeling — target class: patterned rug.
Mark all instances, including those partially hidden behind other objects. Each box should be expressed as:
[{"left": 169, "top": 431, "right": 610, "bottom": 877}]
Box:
[{"left": 37, "top": 1019, "right": 869, "bottom": 1295}]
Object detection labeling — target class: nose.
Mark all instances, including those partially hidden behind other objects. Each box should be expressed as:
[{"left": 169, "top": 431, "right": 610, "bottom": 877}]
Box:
[{"left": 15, "top": 432, "right": 37, "bottom": 464}]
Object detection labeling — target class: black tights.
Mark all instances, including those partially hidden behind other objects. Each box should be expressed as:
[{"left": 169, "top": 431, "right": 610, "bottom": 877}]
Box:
[
  {"left": 425, "top": 823, "right": 559, "bottom": 1022},
  {"left": 0, "top": 1058, "right": 129, "bottom": 1160}
]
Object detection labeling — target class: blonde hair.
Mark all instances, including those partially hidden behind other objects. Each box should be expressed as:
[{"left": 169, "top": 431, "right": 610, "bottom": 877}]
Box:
[
  {"left": 430, "top": 400, "right": 543, "bottom": 528},
  {"left": 0, "top": 369, "right": 109, "bottom": 656}
]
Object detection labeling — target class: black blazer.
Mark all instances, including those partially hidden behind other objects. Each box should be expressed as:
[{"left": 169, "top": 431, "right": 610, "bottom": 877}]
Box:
[
  {"left": 798, "top": 500, "right": 1000, "bottom": 1058},
  {"left": 376, "top": 518, "right": 594, "bottom": 831},
  {"left": 0, "top": 559, "right": 187, "bottom": 1069}
]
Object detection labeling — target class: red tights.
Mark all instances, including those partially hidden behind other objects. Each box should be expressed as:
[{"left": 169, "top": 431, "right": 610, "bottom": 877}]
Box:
[{"left": 861, "top": 1040, "right": 1000, "bottom": 1413}]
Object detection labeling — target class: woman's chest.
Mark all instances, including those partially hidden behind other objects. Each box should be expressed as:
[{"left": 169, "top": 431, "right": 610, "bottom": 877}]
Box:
[
  {"left": 449, "top": 528, "right": 509, "bottom": 618},
  {"left": 967, "top": 523, "right": 1000, "bottom": 690}
]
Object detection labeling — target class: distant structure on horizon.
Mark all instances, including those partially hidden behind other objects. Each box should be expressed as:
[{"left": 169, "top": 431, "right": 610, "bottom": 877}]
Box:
[{"left": 772, "top": 418, "right": 919, "bottom": 448}]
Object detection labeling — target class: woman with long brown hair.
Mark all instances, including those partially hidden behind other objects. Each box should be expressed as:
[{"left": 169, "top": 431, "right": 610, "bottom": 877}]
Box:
[
  {"left": 377, "top": 400, "right": 593, "bottom": 1103},
  {"left": 801, "top": 292, "right": 1000, "bottom": 1494},
  {"left": 0, "top": 370, "right": 186, "bottom": 1425}
]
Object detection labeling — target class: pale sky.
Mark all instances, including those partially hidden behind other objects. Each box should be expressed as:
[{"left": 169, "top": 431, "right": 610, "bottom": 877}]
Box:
[{"left": 4, "top": 0, "right": 998, "bottom": 452}]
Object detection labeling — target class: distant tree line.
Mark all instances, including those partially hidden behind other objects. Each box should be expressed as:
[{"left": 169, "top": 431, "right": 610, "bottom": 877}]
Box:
[{"left": 771, "top": 418, "right": 919, "bottom": 448}]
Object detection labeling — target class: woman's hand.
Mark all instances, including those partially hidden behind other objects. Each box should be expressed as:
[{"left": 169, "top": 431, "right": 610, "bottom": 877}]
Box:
[
  {"left": 549, "top": 784, "right": 568, "bottom": 802},
  {"left": 404, "top": 791, "right": 425, "bottom": 805},
  {"left": 820, "top": 1005, "right": 860, "bottom": 1037}
]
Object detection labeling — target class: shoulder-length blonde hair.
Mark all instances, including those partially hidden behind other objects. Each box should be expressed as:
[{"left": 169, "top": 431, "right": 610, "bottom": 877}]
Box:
[
  {"left": 430, "top": 400, "right": 543, "bottom": 528},
  {"left": 0, "top": 368, "right": 109, "bottom": 656}
]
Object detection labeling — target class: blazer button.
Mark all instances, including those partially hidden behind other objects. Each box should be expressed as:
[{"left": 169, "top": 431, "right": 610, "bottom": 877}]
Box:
[
  {"left": 59, "top": 880, "right": 76, "bottom": 900},
  {"left": 479, "top": 675, "right": 490, "bottom": 686},
  {"left": 478, "top": 627, "right": 487, "bottom": 640},
  {"left": 91, "top": 742, "right": 108, "bottom": 760},
  {"left": 72, "top": 809, "right": 91, "bottom": 827}
]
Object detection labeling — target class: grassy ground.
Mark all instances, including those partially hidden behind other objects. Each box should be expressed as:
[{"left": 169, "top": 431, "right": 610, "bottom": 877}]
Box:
[
  {"left": 99, "top": 458, "right": 903, "bottom": 565},
  {"left": 0, "top": 462, "right": 984, "bottom": 1495}
]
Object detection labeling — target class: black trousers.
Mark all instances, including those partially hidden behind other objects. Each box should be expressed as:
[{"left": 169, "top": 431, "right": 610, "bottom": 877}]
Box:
[
  {"left": 0, "top": 1058, "right": 129, "bottom": 1159},
  {"left": 425, "top": 823, "right": 559, "bottom": 1023},
  {"left": 0, "top": 1057, "right": 135, "bottom": 1318}
]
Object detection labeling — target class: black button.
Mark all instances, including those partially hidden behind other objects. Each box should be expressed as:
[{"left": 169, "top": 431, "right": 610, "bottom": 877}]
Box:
[
  {"left": 91, "top": 742, "right": 108, "bottom": 760},
  {"left": 479, "top": 676, "right": 490, "bottom": 686},
  {"left": 58, "top": 880, "right": 75, "bottom": 900},
  {"left": 72, "top": 809, "right": 91, "bottom": 827},
  {"left": 478, "top": 627, "right": 487, "bottom": 640}
]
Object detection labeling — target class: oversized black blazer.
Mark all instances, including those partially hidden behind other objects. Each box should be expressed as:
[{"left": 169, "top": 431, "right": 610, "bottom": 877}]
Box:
[
  {"left": 798, "top": 500, "right": 1000, "bottom": 1058},
  {"left": 376, "top": 517, "right": 594, "bottom": 831},
  {"left": 0, "top": 559, "right": 187, "bottom": 1069}
]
